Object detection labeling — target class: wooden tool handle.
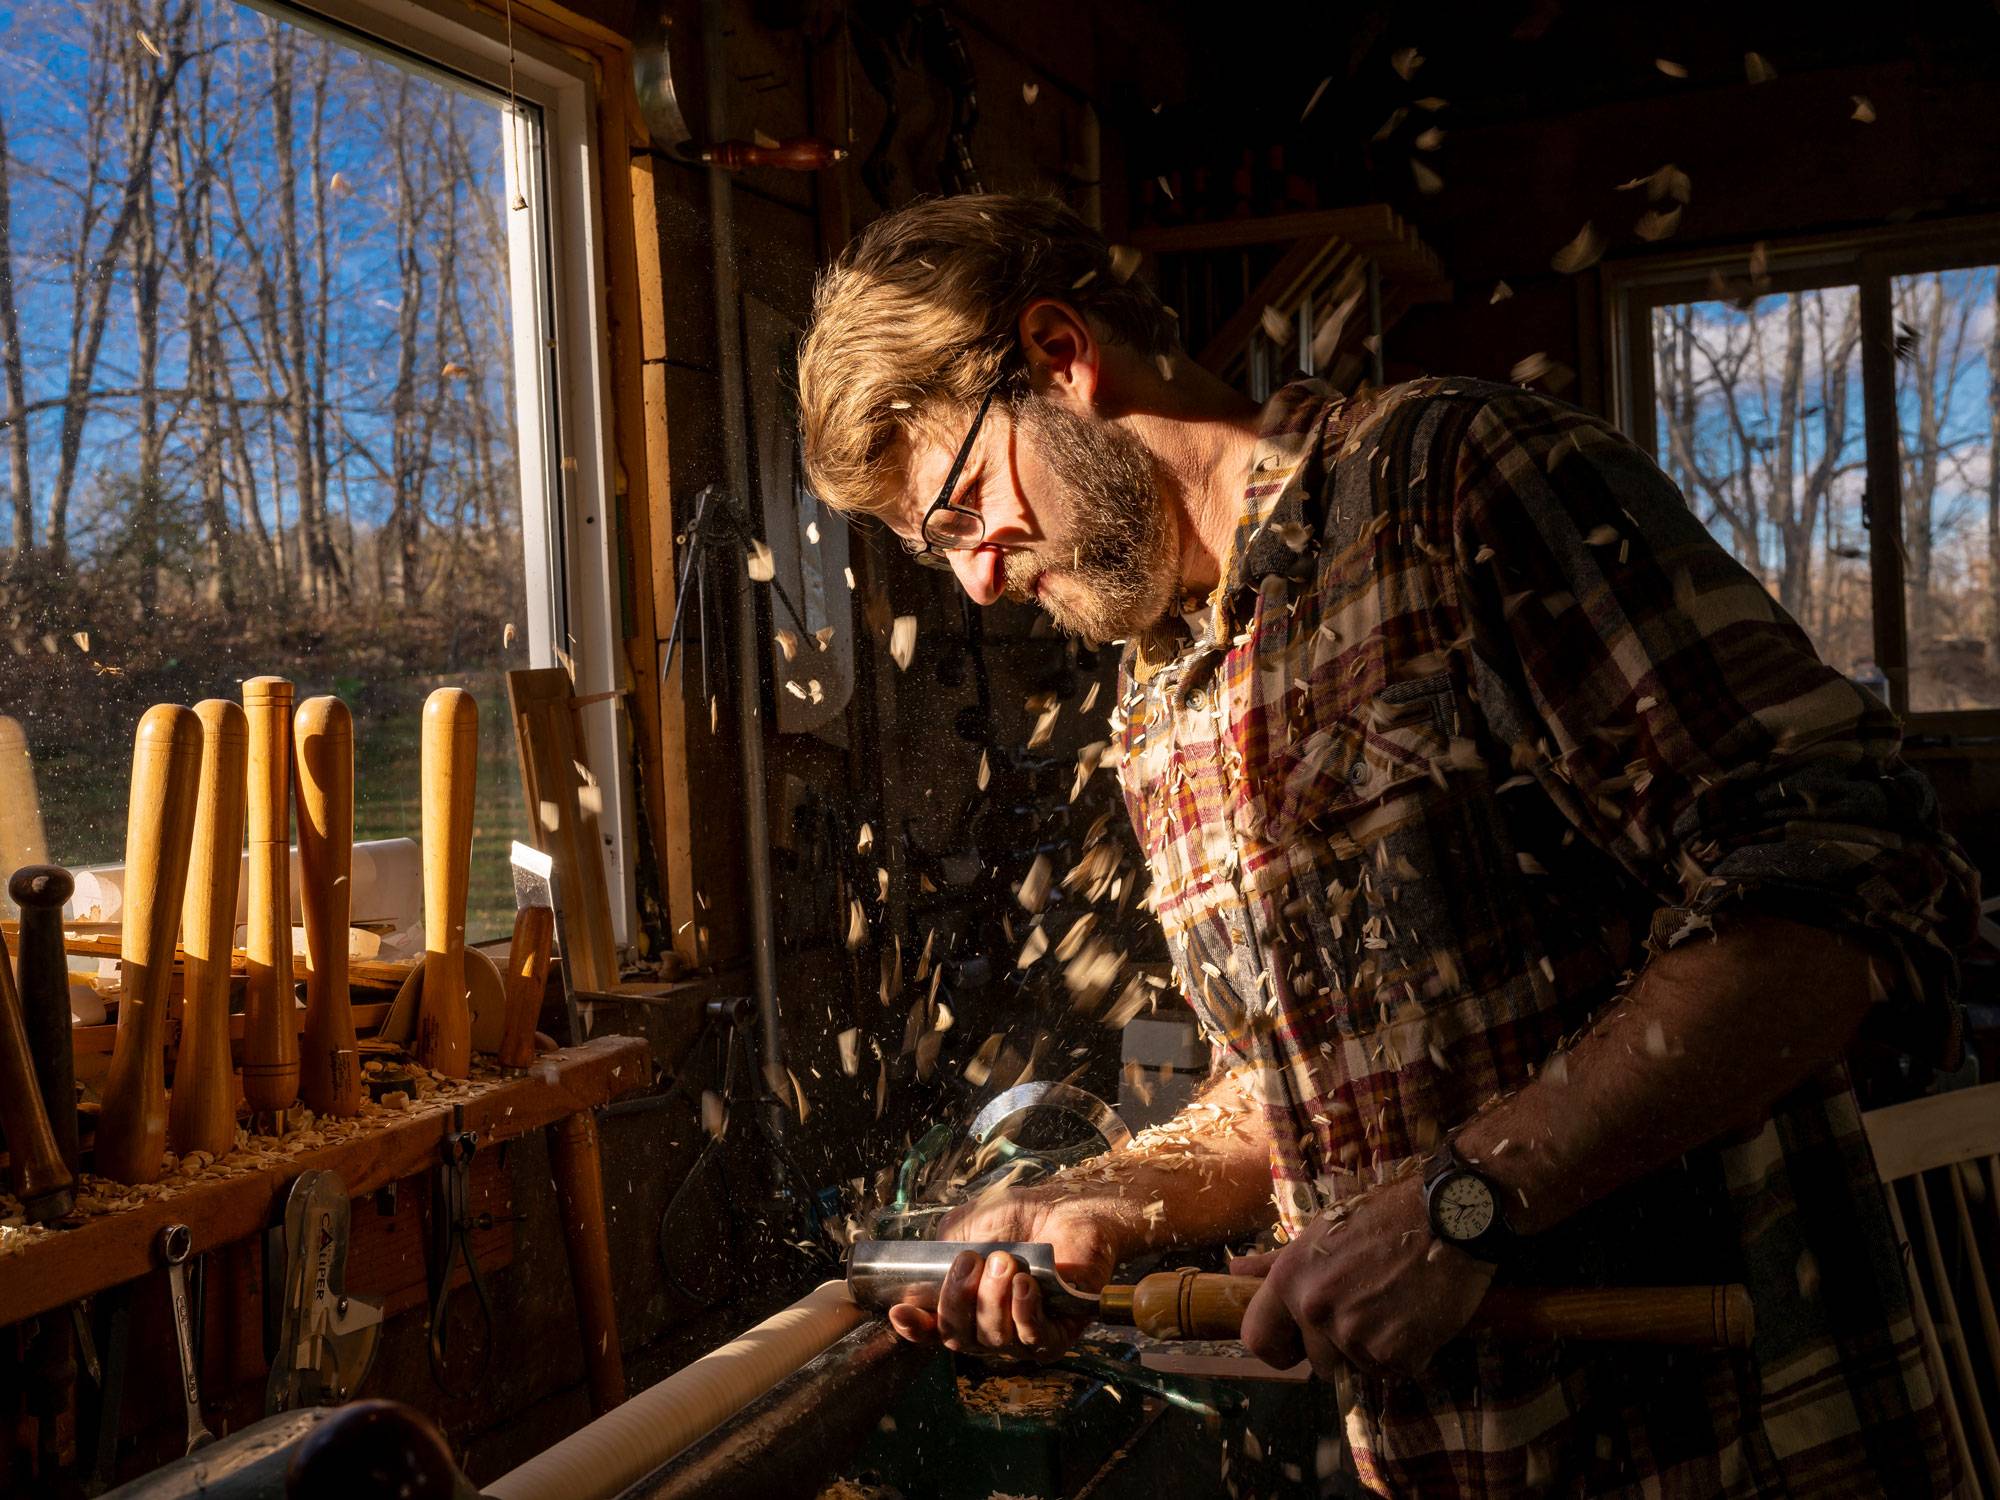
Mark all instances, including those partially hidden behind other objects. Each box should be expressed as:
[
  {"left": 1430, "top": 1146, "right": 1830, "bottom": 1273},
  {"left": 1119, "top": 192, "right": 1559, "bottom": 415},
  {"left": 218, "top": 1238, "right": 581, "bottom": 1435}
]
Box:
[
  {"left": 1104, "top": 1271, "right": 1755, "bottom": 1351},
  {"left": 1470, "top": 1284, "right": 1755, "bottom": 1350},
  {"left": 699, "top": 136, "right": 847, "bottom": 171},
  {"left": 295, "top": 696, "right": 360, "bottom": 1117},
  {"left": 168, "top": 701, "right": 248, "bottom": 1159},
  {"left": 418, "top": 688, "right": 478, "bottom": 1077},
  {"left": 497, "top": 905, "right": 555, "bottom": 1068},
  {"left": 242, "top": 677, "right": 299, "bottom": 1119},
  {"left": 0, "top": 921, "right": 72, "bottom": 1219},
  {"left": 10, "top": 864, "right": 78, "bottom": 1174},
  {"left": 97, "top": 704, "right": 205, "bottom": 1184}
]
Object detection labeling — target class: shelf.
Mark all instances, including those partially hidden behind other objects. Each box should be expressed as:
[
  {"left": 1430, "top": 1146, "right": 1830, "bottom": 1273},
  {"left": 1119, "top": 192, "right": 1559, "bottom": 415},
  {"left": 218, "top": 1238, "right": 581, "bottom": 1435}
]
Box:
[{"left": 0, "top": 1034, "right": 649, "bottom": 1329}]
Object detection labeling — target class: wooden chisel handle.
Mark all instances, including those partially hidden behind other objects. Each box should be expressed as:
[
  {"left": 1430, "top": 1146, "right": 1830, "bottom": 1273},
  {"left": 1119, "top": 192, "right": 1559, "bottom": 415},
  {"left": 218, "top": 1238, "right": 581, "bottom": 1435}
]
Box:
[
  {"left": 1100, "top": 1270, "right": 1755, "bottom": 1350},
  {"left": 497, "top": 905, "right": 555, "bottom": 1068},
  {"left": 418, "top": 688, "right": 477, "bottom": 1077},
  {"left": 10, "top": 864, "right": 78, "bottom": 1173},
  {"left": 0, "top": 920, "right": 72, "bottom": 1219},
  {"left": 295, "top": 696, "right": 359, "bottom": 1117},
  {"left": 242, "top": 677, "right": 299, "bottom": 1121},
  {"left": 169, "top": 700, "right": 247, "bottom": 1159},
  {"left": 97, "top": 704, "right": 204, "bottom": 1184}
]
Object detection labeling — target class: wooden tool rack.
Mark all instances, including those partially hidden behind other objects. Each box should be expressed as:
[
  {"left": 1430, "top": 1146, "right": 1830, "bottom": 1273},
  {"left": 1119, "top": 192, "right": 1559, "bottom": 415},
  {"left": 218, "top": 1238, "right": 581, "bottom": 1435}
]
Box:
[{"left": 0, "top": 1034, "right": 647, "bottom": 1416}]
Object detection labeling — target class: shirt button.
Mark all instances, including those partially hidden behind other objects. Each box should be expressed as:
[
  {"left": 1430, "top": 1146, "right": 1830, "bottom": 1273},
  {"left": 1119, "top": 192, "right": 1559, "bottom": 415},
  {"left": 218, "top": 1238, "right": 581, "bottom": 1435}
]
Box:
[
  {"left": 1187, "top": 688, "right": 1208, "bottom": 712},
  {"left": 1349, "top": 760, "right": 1371, "bottom": 788}
]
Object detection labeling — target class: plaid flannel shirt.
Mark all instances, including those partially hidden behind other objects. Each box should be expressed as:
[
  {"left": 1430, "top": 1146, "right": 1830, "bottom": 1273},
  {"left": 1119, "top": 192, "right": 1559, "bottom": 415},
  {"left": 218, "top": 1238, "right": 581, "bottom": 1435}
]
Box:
[{"left": 1112, "top": 378, "right": 1978, "bottom": 1498}]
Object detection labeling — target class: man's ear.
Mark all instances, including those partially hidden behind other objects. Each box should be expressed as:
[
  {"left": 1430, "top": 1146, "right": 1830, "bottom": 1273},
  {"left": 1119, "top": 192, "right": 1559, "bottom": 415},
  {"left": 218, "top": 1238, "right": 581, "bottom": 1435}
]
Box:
[{"left": 1018, "top": 299, "right": 1099, "bottom": 410}]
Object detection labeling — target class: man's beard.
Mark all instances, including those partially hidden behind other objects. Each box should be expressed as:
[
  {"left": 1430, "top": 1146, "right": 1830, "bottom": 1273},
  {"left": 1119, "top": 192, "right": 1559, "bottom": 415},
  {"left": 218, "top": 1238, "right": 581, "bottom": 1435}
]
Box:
[{"left": 998, "top": 394, "right": 1179, "bottom": 642}]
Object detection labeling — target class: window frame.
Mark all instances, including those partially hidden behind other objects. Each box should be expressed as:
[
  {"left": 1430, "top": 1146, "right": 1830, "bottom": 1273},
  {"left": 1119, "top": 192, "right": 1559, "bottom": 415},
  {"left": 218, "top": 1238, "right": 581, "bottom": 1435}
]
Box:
[
  {"left": 248, "top": 0, "right": 641, "bottom": 945},
  {"left": 1604, "top": 215, "right": 2000, "bottom": 731}
]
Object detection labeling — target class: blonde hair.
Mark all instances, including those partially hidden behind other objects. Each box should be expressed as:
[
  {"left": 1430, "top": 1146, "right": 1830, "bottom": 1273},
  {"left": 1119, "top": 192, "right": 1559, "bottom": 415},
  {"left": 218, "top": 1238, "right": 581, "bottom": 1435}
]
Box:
[{"left": 797, "top": 193, "right": 1176, "bottom": 521}]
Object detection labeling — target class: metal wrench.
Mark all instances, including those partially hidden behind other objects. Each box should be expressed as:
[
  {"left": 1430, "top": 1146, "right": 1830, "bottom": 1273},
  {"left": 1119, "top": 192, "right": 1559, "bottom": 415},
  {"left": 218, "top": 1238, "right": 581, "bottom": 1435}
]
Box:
[{"left": 157, "top": 1224, "right": 215, "bottom": 1455}]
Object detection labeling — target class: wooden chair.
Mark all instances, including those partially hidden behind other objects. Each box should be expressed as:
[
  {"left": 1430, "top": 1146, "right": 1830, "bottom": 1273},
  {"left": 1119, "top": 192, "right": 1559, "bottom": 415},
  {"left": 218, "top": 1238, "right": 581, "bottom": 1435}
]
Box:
[{"left": 1864, "top": 1081, "right": 2000, "bottom": 1498}]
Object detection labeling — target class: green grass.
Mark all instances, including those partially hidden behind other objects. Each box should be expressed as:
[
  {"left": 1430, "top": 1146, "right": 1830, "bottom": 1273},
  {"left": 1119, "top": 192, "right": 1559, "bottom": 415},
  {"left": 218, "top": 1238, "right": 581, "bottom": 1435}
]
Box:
[{"left": 31, "top": 668, "right": 529, "bottom": 945}]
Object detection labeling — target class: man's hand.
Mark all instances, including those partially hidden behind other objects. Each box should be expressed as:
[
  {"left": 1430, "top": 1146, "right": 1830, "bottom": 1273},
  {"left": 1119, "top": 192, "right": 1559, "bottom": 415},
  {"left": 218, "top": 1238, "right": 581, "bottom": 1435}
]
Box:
[
  {"left": 883, "top": 1191, "right": 1121, "bottom": 1361},
  {"left": 1235, "top": 1176, "right": 1493, "bottom": 1379}
]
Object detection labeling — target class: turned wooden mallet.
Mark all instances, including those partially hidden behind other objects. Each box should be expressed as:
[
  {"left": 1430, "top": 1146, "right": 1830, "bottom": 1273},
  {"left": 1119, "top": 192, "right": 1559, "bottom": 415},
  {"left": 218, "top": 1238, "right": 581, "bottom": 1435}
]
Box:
[
  {"left": 97, "top": 704, "right": 205, "bottom": 1184},
  {"left": 242, "top": 677, "right": 300, "bottom": 1127},
  {"left": 0, "top": 919, "right": 73, "bottom": 1219},
  {"left": 295, "top": 696, "right": 360, "bottom": 1117},
  {"left": 169, "top": 700, "right": 247, "bottom": 1160},
  {"left": 417, "top": 688, "right": 478, "bottom": 1078},
  {"left": 10, "top": 864, "right": 78, "bottom": 1174}
]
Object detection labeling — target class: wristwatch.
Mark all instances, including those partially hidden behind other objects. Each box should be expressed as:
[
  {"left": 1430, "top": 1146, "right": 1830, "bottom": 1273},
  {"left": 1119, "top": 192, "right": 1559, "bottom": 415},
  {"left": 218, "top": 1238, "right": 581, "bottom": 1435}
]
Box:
[{"left": 1423, "top": 1139, "right": 1517, "bottom": 1263}]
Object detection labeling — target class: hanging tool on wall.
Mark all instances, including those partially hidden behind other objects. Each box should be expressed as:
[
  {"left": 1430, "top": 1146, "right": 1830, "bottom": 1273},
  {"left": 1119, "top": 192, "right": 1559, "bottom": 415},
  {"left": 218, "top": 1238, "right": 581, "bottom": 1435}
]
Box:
[
  {"left": 158, "top": 1225, "right": 216, "bottom": 1456},
  {"left": 630, "top": 8, "right": 844, "bottom": 173},
  {"left": 427, "top": 1105, "right": 506, "bottom": 1394},
  {"left": 849, "top": 0, "right": 984, "bottom": 205},
  {"left": 649, "top": 996, "right": 839, "bottom": 1308},
  {"left": 266, "top": 1171, "right": 383, "bottom": 1414}
]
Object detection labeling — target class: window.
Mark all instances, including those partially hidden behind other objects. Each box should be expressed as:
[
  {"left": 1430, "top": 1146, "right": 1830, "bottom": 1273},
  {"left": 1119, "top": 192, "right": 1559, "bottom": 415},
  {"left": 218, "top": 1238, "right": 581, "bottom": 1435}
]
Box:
[
  {"left": 0, "top": 0, "right": 630, "bottom": 941},
  {"left": 1609, "top": 224, "right": 2000, "bottom": 718}
]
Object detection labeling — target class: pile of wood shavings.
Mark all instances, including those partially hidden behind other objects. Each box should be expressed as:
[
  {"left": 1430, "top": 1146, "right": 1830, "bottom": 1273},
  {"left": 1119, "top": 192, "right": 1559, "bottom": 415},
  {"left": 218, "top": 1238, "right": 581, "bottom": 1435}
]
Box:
[
  {"left": 955, "top": 1367, "right": 1085, "bottom": 1419},
  {"left": 0, "top": 1061, "right": 511, "bottom": 1258}
]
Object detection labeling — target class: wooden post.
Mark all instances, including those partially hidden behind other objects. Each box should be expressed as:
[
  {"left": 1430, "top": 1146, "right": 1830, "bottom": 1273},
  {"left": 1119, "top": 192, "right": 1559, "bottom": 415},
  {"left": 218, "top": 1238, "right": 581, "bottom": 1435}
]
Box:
[{"left": 548, "top": 1109, "right": 626, "bottom": 1413}]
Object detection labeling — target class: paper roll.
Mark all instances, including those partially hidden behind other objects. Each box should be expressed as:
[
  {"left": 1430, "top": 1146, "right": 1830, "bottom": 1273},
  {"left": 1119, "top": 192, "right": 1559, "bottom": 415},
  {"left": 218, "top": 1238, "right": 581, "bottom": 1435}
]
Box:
[
  {"left": 69, "top": 837, "right": 422, "bottom": 933},
  {"left": 482, "top": 1282, "right": 866, "bottom": 1500}
]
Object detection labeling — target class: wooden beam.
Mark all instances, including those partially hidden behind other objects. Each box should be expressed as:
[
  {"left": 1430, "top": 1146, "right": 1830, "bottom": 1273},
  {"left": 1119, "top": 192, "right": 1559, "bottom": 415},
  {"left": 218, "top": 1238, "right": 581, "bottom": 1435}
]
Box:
[{"left": 0, "top": 1036, "right": 648, "bottom": 1329}]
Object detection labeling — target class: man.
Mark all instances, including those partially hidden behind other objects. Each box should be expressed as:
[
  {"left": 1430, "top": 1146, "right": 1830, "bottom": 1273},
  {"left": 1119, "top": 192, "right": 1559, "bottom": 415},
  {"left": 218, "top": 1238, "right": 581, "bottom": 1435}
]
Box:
[{"left": 797, "top": 193, "right": 1978, "bottom": 1497}]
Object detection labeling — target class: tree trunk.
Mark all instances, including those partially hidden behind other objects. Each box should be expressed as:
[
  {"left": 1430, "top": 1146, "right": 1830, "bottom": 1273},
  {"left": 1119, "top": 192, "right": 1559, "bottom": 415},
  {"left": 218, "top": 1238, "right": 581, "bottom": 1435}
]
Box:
[
  {"left": 1988, "top": 271, "right": 2000, "bottom": 673},
  {"left": 48, "top": 0, "right": 190, "bottom": 571},
  {"left": 128, "top": 31, "right": 167, "bottom": 615},
  {"left": 165, "top": 29, "right": 234, "bottom": 611},
  {"left": 0, "top": 110, "right": 33, "bottom": 559}
]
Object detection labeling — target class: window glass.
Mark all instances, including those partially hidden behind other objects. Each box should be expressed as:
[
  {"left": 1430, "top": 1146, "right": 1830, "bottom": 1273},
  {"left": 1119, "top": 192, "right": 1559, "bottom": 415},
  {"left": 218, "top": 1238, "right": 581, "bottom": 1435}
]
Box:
[
  {"left": 0, "top": 0, "right": 536, "bottom": 938},
  {"left": 1891, "top": 266, "right": 2000, "bottom": 712},
  {"left": 1650, "top": 289, "right": 1879, "bottom": 692}
]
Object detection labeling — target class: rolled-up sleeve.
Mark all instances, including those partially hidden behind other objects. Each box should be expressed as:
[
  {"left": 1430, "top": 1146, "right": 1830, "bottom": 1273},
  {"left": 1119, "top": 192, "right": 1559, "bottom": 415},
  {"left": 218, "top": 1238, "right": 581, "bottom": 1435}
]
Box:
[{"left": 1447, "top": 388, "right": 1979, "bottom": 1068}]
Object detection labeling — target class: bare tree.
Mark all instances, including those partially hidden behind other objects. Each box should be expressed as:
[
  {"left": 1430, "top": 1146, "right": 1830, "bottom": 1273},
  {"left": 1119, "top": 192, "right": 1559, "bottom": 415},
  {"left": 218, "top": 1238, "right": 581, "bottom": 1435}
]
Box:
[
  {"left": 0, "top": 110, "right": 32, "bottom": 559},
  {"left": 1987, "top": 273, "right": 2000, "bottom": 669},
  {"left": 1654, "top": 290, "right": 1862, "bottom": 630},
  {"left": 45, "top": 0, "right": 191, "bottom": 571}
]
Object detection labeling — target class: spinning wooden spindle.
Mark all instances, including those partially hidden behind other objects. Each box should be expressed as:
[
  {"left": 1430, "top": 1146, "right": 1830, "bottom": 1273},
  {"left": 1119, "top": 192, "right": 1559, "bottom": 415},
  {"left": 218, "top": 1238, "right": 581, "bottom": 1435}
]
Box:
[
  {"left": 242, "top": 677, "right": 300, "bottom": 1125},
  {"left": 96, "top": 704, "right": 204, "bottom": 1184},
  {"left": 296, "top": 696, "right": 360, "bottom": 1117},
  {"left": 169, "top": 700, "right": 248, "bottom": 1159},
  {"left": 418, "top": 688, "right": 477, "bottom": 1077}
]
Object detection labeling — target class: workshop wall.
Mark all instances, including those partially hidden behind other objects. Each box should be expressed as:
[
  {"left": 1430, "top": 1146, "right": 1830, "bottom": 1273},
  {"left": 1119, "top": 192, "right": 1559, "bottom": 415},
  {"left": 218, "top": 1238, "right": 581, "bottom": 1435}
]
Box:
[{"left": 428, "top": 0, "right": 1189, "bottom": 1481}]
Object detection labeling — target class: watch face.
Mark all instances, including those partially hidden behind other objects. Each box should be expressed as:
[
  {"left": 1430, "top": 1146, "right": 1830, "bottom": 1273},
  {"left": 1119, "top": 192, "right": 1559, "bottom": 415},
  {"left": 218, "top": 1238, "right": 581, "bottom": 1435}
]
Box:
[{"left": 1436, "top": 1173, "right": 1496, "bottom": 1242}]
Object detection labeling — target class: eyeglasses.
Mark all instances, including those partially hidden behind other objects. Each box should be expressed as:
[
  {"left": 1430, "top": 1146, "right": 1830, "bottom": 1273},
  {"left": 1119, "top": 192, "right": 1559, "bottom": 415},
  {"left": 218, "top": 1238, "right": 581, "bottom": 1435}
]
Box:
[{"left": 907, "top": 388, "right": 995, "bottom": 570}]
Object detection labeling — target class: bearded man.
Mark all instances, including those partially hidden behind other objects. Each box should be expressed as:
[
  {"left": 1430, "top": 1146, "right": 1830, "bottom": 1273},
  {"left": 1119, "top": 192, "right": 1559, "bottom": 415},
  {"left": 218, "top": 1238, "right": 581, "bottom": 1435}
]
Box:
[{"left": 796, "top": 193, "right": 1977, "bottom": 1498}]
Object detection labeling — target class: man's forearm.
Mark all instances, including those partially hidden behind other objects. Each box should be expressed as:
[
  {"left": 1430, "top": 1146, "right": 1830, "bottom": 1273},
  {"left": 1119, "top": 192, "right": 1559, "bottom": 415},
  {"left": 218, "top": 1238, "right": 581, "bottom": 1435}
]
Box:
[
  {"left": 1022, "top": 1067, "right": 1277, "bottom": 1259},
  {"left": 1455, "top": 912, "right": 1883, "bottom": 1236}
]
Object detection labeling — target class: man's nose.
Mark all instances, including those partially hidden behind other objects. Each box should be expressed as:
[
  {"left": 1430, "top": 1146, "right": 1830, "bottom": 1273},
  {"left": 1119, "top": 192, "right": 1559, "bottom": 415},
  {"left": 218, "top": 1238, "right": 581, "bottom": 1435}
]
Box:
[{"left": 946, "top": 545, "right": 1007, "bottom": 606}]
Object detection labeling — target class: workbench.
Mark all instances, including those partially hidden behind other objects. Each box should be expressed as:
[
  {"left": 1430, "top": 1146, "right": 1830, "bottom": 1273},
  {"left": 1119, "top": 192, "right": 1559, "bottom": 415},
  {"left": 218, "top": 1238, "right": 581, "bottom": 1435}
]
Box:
[{"left": 0, "top": 1035, "right": 647, "bottom": 1337}]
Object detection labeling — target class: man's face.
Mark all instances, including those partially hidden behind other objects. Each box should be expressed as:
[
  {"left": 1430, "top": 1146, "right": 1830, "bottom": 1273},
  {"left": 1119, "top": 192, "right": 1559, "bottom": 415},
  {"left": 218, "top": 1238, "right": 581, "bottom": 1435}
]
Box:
[{"left": 900, "top": 391, "right": 1180, "bottom": 641}]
